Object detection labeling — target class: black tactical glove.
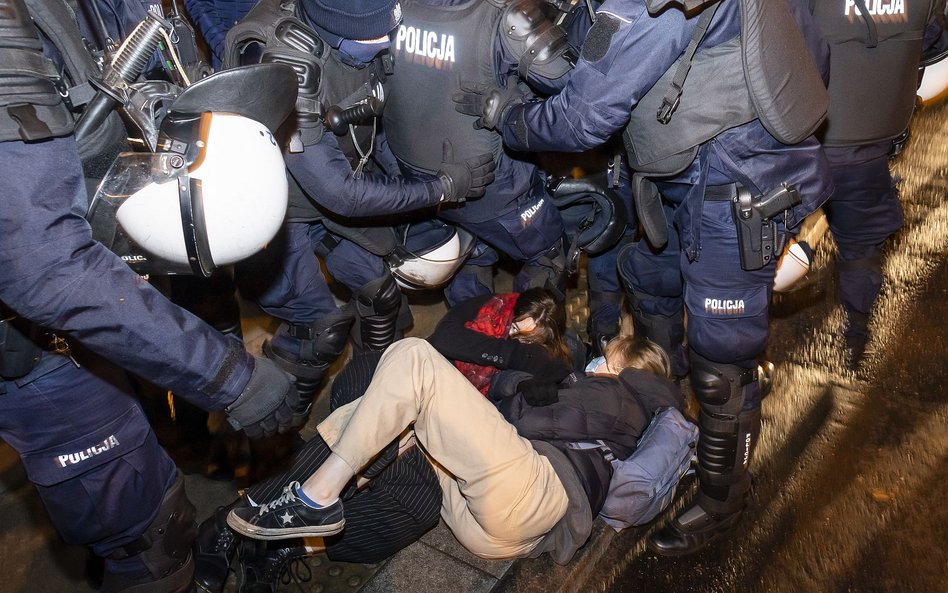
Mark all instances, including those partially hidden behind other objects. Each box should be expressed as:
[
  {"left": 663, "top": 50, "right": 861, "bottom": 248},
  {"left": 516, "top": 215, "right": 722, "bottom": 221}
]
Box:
[
  {"left": 519, "top": 377, "right": 560, "bottom": 407},
  {"left": 225, "top": 356, "right": 304, "bottom": 439},
  {"left": 507, "top": 342, "right": 572, "bottom": 382},
  {"left": 452, "top": 79, "right": 525, "bottom": 131},
  {"left": 437, "top": 139, "right": 496, "bottom": 204}
]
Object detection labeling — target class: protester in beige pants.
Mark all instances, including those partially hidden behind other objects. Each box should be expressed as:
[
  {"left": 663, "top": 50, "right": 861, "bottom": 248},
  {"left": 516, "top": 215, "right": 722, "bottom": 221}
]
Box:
[{"left": 234, "top": 337, "right": 570, "bottom": 559}]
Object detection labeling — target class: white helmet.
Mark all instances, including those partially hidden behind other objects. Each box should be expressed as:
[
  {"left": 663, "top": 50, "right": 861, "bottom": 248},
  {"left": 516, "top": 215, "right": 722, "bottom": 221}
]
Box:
[
  {"left": 390, "top": 220, "right": 475, "bottom": 289},
  {"left": 918, "top": 53, "right": 948, "bottom": 106},
  {"left": 88, "top": 64, "right": 297, "bottom": 275}
]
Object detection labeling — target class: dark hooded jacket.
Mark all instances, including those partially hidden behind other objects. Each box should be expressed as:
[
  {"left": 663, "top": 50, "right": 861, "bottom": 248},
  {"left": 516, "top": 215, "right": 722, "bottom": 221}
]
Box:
[{"left": 499, "top": 367, "right": 684, "bottom": 460}]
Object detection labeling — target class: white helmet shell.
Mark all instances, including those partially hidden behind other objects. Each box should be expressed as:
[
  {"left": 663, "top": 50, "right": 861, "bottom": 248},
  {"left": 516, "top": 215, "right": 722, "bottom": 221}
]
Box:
[
  {"left": 112, "top": 112, "right": 287, "bottom": 270},
  {"left": 918, "top": 57, "right": 948, "bottom": 105},
  {"left": 391, "top": 222, "right": 475, "bottom": 289}
]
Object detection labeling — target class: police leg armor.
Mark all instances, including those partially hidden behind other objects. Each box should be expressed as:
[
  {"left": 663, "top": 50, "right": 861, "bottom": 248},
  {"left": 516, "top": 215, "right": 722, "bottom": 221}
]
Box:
[
  {"left": 515, "top": 240, "right": 568, "bottom": 302},
  {"left": 102, "top": 474, "right": 197, "bottom": 593},
  {"left": 353, "top": 273, "right": 403, "bottom": 351},
  {"left": 628, "top": 293, "right": 688, "bottom": 379},
  {"left": 836, "top": 249, "right": 883, "bottom": 367},
  {"left": 587, "top": 290, "right": 623, "bottom": 359},
  {"left": 263, "top": 311, "right": 354, "bottom": 405},
  {"left": 649, "top": 351, "right": 760, "bottom": 557}
]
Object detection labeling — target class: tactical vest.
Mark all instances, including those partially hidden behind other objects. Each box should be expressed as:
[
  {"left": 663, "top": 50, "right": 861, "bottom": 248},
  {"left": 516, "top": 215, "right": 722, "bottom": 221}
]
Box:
[
  {"left": 0, "top": 0, "right": 122, "bottom": 160},
  {"left": 383, "top": 0, "right": 505, "bottom": 174},
  {"left": 223, "top": 0, "right": 384, "bottom": 161},
  {"left": 624, "top": 0, "right": 828, "bottom": 176},
  {"left": 813, "top": 0, "right": 935, "bottom": 146}
]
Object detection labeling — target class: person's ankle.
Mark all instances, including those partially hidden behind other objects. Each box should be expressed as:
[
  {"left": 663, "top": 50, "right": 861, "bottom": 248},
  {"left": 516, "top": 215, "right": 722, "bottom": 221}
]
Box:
[{"left": 295, "top": 484, "right": 337, "bottom": 508}]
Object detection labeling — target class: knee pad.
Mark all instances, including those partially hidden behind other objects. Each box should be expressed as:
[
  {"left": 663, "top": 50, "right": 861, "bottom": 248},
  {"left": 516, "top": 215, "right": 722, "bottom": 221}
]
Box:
[
  {"left": 690, "top": 351, "right": 757, "bottom": 417},
  {"left": 354, "top": 274, "right": 402, "bottom": 351},
  {"left": 265, "top": 311, "right": 354, "bottom": 396},
  {"left": 103, "top": 474, "right": 196, "bottom": 593}
]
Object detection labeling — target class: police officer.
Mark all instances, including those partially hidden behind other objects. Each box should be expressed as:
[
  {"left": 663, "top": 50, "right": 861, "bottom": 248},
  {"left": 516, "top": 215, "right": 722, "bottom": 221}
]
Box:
[
  {"left": 812, "top": 0, "right": 948, "bottom": 367},
  {"left": 382, "top": 0, "right": 575, "bottom": 306},
  {"left": 455, "top": 0, "right": 834, "bottom": 555},
  {"left": 183, "top": 0, "right": 258, "bottom": 68},
  {"left": 218, "top": 0, "right": 495, "bottom": 407},
  {"left": 0, "top": 1, "right": 303, "bottom": 590}
]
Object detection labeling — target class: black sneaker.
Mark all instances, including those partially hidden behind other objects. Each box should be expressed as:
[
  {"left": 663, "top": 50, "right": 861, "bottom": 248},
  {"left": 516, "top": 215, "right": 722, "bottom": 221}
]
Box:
[{"left": 226, "top": 481, "right": 345, "bottom": 540}]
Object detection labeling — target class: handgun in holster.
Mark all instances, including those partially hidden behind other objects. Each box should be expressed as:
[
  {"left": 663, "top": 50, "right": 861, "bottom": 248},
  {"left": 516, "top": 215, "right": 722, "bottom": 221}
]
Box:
[{"left": 732, "top": 183, "right": 801, "bottom": 271}]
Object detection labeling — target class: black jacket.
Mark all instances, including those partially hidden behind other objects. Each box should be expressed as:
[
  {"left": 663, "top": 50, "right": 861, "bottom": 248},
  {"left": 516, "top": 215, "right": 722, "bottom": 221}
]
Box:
[{"left": 500, "top": 368, "right": 684, "bottom": 460}]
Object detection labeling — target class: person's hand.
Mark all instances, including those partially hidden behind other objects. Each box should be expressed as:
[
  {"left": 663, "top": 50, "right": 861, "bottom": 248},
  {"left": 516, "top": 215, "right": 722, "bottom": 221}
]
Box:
[
  {"left": 508, "top": 342, "right": 572, "bottom": 382},
  {"left": 437, "top": 139, "right": 496, "bottom": 204},
  {"left": 225, "top": 357, "right": 304, "bottom": 438},
  {"left": 519, "top": 378, "right": 560, "bottom": 407},
  {"left": 452, "top": 80, "right": 525, "bottom": 131}
]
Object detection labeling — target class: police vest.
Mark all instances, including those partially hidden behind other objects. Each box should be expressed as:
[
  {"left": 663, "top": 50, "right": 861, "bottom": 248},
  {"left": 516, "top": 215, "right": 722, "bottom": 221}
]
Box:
[
  {"left": 0, "top": 0, "right": 123, "bottom": 162},
  {"left": 383, "top": 0, "right": 506, "bottom": 174},
  {"left": 624, "top": 0, "right": 828, "bottom": 176},
  {"left": 813, "top": 0, "right": 935, "bottom": 146},
  {"left": 223, "top": 0, "right": 384, "bottom": 161}
]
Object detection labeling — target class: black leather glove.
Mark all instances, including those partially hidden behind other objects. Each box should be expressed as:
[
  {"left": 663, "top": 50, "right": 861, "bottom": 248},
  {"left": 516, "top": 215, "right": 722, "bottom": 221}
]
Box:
[
  {"left": 519, "top": 377, "right": 560, "bottom": 407},
  {"left": 225, "top": 356, "right": 303, "bottom": 439},
  {"left": 436, "top": 139, "right": 496, "bottom": 204},
  {"left": 452, "top": 79, "right": 525, "bottom": 131},
  {"left": 507, "top": 342, "right": 572, "bottom": 382}
]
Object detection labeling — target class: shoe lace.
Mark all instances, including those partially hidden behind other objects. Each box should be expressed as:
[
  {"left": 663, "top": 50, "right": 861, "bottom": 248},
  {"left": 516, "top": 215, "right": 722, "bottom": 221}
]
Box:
[
  {"left": 279, "top": 555, "right": 312, "bottom": 592},
  {"left": 258, "top": 481, "right": 301, "bottom": 516}
]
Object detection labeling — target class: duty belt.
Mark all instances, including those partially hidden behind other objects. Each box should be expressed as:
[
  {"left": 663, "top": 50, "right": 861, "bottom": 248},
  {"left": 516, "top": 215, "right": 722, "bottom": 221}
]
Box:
[{"left": 704, "top": 183, "right": 740, "bottom": 201}]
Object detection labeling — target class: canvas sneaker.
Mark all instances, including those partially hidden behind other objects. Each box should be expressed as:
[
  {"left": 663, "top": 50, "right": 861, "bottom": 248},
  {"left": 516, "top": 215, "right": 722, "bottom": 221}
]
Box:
[{"left": 226, "top": 481, "right": 344, "bottom": 540}]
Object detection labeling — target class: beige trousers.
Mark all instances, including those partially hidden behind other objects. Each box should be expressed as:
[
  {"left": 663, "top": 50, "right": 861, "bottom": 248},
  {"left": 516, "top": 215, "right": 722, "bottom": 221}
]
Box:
[{"left": 316, "top": 338, "right": 569, "bottom": 559}]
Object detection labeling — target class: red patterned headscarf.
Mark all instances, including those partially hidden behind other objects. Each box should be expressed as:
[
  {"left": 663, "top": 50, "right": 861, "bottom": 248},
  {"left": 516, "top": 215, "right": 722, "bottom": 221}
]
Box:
[{"left": 454, "top": 293, "right": 519, "bottom": 396}]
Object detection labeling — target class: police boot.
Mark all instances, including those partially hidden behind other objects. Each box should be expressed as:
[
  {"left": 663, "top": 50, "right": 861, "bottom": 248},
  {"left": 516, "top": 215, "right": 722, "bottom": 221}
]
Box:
[
  {"left": 586, "top": 290, "right": 623, "bottom": 359},
  {"left": 101, "top": 474, "right": 197, "bottom": 593},
  {"left": 236, "top": 539, "right": 310, "bottom": 593},
  {"left": 353, "top": 274, "right": 404, "bottom": 351},
  {"left": 193, "top": 498, "right": 250, "bottom": 593},
  {"left": 516, "top": 240, "right": 568, "bottom": 302},
  {"left": 630, "top": 304, "right": 688, "bottom": 379},
  {"left": 263, "top": 310, "right": 354, "bottom": 407},
  {"left": 843, "top": 308, "right": 871, "bottom": 370},
  {"left": 649, "top": 352, "right": 761, "bottom": 557}
]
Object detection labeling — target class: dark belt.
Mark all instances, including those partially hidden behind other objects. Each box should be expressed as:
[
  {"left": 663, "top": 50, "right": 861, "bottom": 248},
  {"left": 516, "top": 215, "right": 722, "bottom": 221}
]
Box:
[{"left": 704, "top": 183, "right": 739, "bottom": 201}]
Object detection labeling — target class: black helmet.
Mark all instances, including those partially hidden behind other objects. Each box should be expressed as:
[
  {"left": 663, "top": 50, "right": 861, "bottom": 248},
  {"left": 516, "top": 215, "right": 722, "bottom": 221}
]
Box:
[{"left": 549, "top": 176, "right": 627, "bottom": 259}]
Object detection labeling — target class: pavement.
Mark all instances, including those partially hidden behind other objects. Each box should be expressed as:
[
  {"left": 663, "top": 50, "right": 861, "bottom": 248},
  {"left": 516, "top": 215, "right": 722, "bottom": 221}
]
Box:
[{"left": 2, "top": 101, "right": 948, "bottom": 593}]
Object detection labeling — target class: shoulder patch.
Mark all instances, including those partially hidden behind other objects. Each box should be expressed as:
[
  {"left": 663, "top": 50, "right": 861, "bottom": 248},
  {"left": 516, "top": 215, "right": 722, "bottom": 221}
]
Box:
[{"left": 581, "top": 13, "right": 621, "bottom": 63}]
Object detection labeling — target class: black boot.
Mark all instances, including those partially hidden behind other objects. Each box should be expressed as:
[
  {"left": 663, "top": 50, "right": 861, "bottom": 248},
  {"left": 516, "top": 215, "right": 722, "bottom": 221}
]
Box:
[
  {"left": 194, "top": 501, "right": 246, "bottom": 593},
  {"left": 237, "top": 540, "right": 310, "bottom": 593},
  {"left": 648, "top": 499, "right": 743, "bottom": 557}
]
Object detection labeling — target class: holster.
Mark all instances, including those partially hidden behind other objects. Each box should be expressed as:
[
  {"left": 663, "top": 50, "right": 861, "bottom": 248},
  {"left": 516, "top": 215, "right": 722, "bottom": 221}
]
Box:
[{"left": 713, "top": 183, "right": 800, "bottom": 271}]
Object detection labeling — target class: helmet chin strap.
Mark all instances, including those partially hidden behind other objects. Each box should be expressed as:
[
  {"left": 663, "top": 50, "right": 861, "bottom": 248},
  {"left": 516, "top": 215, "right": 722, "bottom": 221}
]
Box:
[{"left": 177, "top": 176, "right": 215, "bottom": 277}]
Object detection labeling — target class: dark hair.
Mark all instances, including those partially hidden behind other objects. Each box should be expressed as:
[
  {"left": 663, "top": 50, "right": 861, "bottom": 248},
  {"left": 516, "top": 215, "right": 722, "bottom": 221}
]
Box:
[{"left": 512, "top": 288, "right": 571, "bottom": 363}]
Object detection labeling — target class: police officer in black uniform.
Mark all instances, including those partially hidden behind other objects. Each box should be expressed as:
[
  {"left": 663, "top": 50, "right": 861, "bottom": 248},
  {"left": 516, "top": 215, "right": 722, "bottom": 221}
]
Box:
[
  {"left": 219, "top": 0, "right": 494, "bottom": 408},
  {"left": 0, "top": 1, "right": 303, "bottom": 591},
  {"left": 812, "top": 0, "right": 948, "bottom": 367},
  {"left": 456, "top": 0, "right": 834, "bottom": 555},
  {"left": 382, "top": 0, "right": 575, "bottom": 306}
]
